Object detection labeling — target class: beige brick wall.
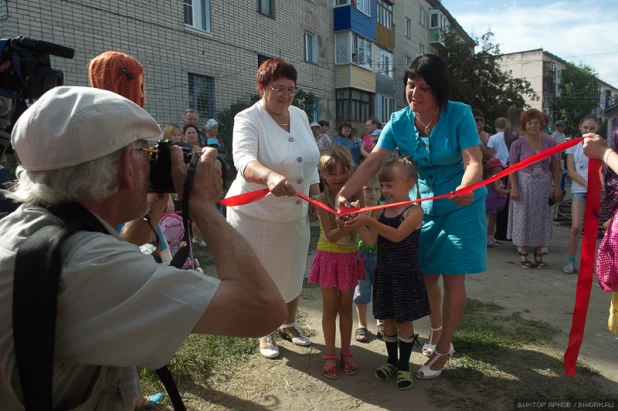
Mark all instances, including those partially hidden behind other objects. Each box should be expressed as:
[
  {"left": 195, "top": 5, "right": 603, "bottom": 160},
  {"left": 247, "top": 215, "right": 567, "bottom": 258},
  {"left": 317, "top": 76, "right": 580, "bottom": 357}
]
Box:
[{"left": 0, "top": 0, "right": 337, "bottom": 126}]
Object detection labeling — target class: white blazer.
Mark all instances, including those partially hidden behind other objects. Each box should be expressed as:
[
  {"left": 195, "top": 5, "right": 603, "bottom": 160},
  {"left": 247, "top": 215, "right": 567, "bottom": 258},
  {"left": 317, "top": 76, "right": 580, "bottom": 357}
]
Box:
[{"left": 226, "top": 100, "right": 320, "bottom": 222}]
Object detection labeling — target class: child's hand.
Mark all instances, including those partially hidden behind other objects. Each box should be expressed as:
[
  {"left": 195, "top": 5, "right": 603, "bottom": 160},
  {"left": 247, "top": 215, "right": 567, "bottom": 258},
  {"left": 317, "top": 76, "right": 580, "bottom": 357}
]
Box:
[
  {"left": 345, "top": 213, "right": 370, "bottom": 229},
  {"left": 336, "top": 215, "right": 350, "bottom": 230}
]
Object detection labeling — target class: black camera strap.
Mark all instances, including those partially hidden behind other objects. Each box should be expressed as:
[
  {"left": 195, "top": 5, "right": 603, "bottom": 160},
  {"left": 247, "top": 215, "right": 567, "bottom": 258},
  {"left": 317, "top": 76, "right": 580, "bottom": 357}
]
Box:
[
  {"left": 13, "top": 202, "right": 186, "bottom": 410},
  {"left": 169, "top": 152, "right": 199, "bottom": 269}
]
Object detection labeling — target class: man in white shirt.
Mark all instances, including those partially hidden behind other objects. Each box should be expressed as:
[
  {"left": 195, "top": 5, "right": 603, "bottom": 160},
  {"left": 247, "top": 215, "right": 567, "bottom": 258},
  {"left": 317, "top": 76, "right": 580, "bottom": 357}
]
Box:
[
  {"left": 0, "top": 87, "right": 287, "bottom": 410},
  {"left": 486, "top": 117, "right": 509, "bottom": 165}
]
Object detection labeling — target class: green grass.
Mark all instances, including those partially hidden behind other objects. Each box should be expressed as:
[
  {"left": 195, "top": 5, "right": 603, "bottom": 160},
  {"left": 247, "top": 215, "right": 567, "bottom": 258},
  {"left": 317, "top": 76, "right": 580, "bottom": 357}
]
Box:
[
  {"left": 139, "top": 309, "right": 314, "bottom": 399},
  {"left": 425, "top": 298, "right": 616, "bottom": 410}
]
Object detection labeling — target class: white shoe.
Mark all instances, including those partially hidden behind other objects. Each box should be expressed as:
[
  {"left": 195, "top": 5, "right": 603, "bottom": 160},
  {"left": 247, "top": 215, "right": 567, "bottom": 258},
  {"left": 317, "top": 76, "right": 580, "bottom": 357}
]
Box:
[
  {"left": 562, "top": 261, "right": 577, "bottom": 274},
  {"left": 259, "top": 335, "right": 279, "bottom": 359},
  {"left": 278, "top": 322, "right": 311, "bottom": 346},
  {"left": 416, "top": 346, "right": 455, "bottom": 380}
]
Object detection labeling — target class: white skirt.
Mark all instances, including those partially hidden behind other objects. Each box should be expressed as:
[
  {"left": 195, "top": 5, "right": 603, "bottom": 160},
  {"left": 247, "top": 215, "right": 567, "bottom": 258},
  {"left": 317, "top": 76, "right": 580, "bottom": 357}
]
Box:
[{"left": 226, "top": 208, "right": 310, "bottom": 303}]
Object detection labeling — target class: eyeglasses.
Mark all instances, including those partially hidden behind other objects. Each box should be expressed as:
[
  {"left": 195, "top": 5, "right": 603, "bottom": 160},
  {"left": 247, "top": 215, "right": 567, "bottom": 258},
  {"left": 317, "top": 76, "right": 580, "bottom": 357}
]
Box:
[
  {"left": 270, "top": 86, "right": 298, "bottom": 96},
  {"left": 474, "top": 117, "right": 484, "bottom": 122}
]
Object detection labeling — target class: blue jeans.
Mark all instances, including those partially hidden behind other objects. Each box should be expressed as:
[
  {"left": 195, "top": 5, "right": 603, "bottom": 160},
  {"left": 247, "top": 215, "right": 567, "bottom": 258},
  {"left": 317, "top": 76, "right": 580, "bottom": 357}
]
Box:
[{"left": 353, "top": 249, "right": 377, "bottom": 305}]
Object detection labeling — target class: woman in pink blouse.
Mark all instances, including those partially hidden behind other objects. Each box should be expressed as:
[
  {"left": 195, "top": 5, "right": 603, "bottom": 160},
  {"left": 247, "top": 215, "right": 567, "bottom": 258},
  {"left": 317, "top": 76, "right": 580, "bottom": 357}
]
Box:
[{"left": 507, "top": 109, "right": 562, "bottom": 269}]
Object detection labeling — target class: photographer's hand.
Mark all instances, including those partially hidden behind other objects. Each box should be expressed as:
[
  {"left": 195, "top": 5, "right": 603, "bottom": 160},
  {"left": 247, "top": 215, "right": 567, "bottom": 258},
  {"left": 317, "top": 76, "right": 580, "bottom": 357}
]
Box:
[{"left": 171, "top": 146, "right": 222, "bottom": 206}]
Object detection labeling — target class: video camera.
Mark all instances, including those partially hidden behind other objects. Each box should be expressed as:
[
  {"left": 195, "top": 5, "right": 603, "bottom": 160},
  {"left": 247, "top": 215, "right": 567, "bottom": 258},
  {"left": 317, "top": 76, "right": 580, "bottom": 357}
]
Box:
[{"left": 0, "top": 36, "right": 75, "bottom": 158}]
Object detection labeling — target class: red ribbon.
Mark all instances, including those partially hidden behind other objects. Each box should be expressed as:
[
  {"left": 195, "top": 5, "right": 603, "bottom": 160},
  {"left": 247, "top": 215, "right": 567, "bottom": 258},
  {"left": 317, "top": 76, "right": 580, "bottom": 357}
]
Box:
[
  {"left": 221, "top": 137, "right": 584, "bottom": 215},
  {"left": 563, "top": 158, "right": 601, "bottom": 376},
  {"left": 220, "top": 136, "right": 598, "bottom": 375}
]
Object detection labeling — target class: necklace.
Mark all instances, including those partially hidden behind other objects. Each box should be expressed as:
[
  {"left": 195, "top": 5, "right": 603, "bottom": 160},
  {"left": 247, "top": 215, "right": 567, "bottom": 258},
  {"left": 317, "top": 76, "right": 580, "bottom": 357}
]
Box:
[{"left": 416, "top": 107, "right": 440, "bottom": 134}]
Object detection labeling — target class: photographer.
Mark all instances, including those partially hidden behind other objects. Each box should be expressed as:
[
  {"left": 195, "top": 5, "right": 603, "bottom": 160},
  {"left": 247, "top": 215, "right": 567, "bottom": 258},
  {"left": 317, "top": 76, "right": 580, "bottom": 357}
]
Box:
[{"left": 0, "top": 86, "right": 287, "bottom": 409}]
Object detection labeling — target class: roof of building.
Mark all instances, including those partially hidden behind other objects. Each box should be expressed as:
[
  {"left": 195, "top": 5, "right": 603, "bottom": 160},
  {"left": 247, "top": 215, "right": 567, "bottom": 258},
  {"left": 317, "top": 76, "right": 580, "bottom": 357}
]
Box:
[{"left": 425, "top": 0, "right": 475, "bottom": 46}]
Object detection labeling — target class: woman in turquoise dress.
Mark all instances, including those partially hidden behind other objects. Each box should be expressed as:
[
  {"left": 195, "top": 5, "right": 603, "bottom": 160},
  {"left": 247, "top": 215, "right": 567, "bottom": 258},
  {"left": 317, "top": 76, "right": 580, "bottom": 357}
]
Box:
[{"left": 337, "top": 54, "right": 486, "bottom": 380}]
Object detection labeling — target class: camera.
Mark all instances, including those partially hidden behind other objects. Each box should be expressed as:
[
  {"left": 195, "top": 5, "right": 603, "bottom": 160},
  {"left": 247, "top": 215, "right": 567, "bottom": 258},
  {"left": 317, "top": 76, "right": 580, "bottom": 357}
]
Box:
[
  {"left": 147, "top": 140, "right": 195, "bottom": 193},
  {"left": 0, "top": 36, "right": 74, "bottom": 158}
]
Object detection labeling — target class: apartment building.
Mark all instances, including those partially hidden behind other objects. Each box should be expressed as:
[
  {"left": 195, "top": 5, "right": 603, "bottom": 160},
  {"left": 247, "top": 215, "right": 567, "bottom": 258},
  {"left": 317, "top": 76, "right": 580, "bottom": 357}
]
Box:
[
  {"left": 0, "top": 0, "right": 470, "bottom": 135},
  {"left": 333, "top": 0, "right": 472, "bottom": 133},
  {"left": 499, "top": 48, "right": 618, "bottom": 132},
  {"left": 0, "top": 0, "right": 337, "bottom": 127}
]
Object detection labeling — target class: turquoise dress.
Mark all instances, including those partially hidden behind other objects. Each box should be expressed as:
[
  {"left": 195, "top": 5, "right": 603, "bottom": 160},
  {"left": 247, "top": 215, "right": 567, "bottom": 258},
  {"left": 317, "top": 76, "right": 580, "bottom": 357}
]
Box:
[{"left": 377, "top": 101, "right": 487, "bottom": 274}]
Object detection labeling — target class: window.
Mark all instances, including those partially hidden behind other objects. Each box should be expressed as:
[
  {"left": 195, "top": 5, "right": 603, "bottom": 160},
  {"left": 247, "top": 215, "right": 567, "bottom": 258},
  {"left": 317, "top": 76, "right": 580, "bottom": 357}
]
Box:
[
  {"left": 313, "top": 101, "right": 319, "bottom": 122},
  {"left": 376, "top": 0, "right": 392, "bottom": 30},
  {"left": 334, "top": 0, "right": 350, "bottom": 5},
  {"left": 405, "top": 55, "right": 412, "bottom": 67},
  {"left": 335, "top": 32, "right": 352, "bottom": 64},
  {"left": 356, "top": 0, "right": 370, "bottom": 16},
  {"left": 380, "top": 96, "right": 395, "bottom": 125},
  {"left": 258, "top": 54, "right": 271, "bottom": 67},
  {"left": 305, "top": 33, "right": 318, "bottom": 63},
  {"left": 184, "top": 0, "right": 211, "bottom": 32},
  {"left": 376, "top": 47, "right": 393, "bottom": 78},
  {"left": 419, "top": 44, "right": 424, "bottom": 55},
  {"left": 257, "top": 0, "right": 273, "bottom": 16},
  {"left": 188, "top": 73, "right": 215, "bottom": 118},
  {"left": 336, "top": 88, "right": 372, "bottom": 122},
  {"left": 405, "top": 17, "right": 411, "bottom": 38},
  {"left": 354, "top": 34, "right": 372, "bottom": 70},
  {"left": 419, "top": 6, "right": 426, "bottom": 27}
]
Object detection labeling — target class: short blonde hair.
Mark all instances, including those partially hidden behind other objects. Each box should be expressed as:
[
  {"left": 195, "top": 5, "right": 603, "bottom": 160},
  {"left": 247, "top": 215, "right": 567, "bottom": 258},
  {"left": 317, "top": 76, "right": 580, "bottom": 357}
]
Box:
[{"left": 162, "top": 124, "right": 184, "bottom": 142}]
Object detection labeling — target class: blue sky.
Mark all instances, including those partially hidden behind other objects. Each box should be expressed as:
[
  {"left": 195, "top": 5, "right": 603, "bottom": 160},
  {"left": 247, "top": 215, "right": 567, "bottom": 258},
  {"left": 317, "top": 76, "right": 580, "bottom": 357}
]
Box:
[{"left": 441, "top": 0, "right": 618, "bottom": 87}]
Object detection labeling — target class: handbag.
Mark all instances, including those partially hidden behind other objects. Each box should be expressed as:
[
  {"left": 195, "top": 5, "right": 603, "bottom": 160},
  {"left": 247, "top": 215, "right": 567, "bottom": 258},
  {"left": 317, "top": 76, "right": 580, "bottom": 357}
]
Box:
[{"left": 596, "top": 214, "right": 618, "bottom": 292}]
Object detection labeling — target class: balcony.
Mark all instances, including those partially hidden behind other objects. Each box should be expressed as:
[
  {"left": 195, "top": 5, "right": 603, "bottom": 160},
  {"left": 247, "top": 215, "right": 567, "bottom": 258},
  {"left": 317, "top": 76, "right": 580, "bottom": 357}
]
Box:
[
  {"left": 429, "top": 28, "right": 445, "bottom": 47},
  {"left": 334, "top": 2, "right": 376, "bottom": 41}
]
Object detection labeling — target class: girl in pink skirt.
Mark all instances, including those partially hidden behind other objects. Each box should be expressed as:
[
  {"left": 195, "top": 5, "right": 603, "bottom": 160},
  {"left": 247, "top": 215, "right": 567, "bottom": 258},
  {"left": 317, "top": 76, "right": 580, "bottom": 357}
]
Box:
[
  {"left": 309, "top": 145, "right": 364, "bottom": 380},
  {"left": 485, "top": 158, "right": 510, "bottom": 247}
]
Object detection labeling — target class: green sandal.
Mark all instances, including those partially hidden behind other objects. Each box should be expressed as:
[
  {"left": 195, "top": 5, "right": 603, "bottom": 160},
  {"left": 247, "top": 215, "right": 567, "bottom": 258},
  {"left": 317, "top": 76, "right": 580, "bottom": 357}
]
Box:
[
  {"left": 374, "top": 362, "right": 397, "bottom": 381},
  {"left": 396, "top": 370, "right": 414, "bottom": 390}
]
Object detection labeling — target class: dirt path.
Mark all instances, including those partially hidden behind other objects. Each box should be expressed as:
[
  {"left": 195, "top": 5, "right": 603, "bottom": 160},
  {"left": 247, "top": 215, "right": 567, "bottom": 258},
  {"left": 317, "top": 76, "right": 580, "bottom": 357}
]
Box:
[{"left": 197, "top": 224, "right": 618, "bottom": 410}]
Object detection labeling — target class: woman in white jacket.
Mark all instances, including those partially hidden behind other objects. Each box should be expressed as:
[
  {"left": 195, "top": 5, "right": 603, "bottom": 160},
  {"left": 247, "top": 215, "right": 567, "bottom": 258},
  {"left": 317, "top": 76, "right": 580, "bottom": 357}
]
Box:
[{"left": 225, "top": 58, "right": 321, "bottom": 358}]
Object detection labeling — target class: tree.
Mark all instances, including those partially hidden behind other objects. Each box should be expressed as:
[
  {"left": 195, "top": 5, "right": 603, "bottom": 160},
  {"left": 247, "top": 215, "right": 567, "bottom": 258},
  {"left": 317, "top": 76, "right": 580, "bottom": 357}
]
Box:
[
  {"left": 437, "top": 30, "right": 538, "bottom": 130},
  {"left": 555, "top": 62, "right": 600, "bottom": 136}
]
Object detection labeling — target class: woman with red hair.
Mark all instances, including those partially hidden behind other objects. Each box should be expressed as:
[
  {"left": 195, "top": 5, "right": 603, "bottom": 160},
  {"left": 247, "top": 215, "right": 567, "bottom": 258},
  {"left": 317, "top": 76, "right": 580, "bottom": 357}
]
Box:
[
  {"left": 88, "top": 51, "right": 145, "bottom": 108},
  {"left": 225, "top": 58, "right": 321, "bottom": 359},
  {"left": 88, "top": 51, "right": 165, "bottom": 407},
  {"left": 507, "top": 108, "right": 562, "bottom": 269}
]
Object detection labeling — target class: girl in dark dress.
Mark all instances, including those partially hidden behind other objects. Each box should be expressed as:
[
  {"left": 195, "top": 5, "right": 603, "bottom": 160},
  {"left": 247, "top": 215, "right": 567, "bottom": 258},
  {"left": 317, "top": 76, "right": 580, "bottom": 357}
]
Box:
[{"left": 347, "top": 158, "right": 430, "bottom": 390}]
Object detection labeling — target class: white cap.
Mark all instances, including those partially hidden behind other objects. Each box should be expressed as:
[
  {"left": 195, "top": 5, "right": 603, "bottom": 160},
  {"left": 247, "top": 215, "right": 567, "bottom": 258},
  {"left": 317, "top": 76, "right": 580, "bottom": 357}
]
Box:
[
  {"left": 204, "top": 118, "right": 218, "bottom": 131},
  {"left": 11, "top": 86, "right": 161, "bottom": 171},
  {"left": 309, "top": 122, "right": 320, "bottom": 128}
]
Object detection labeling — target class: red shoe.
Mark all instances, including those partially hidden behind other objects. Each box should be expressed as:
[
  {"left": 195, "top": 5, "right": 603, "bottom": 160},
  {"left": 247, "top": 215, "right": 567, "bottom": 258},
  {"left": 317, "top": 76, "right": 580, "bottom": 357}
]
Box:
[
  {"left": 340, "top": 351, "right": 358, "bottom": 375},
  {"left": 322, "top": 355, "right": 338, "bottom": 379}
]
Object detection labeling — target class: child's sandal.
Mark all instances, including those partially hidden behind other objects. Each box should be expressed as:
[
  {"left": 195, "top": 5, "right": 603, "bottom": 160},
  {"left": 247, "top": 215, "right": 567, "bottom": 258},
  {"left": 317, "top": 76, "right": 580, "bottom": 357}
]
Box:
[
  {"left": 374, "top": 362, "right": 397, "bottom": 381},
  {"left": 340, "top": 351, "right": 358, "bottom": 375},
  {"left": 321, "top": 355, "right": 338, "bottom": 379},
  {"left": 396, "top": 370, "right": 414, "bottom": 390},
  {"left": 519, "top": 253, "right": 533, "bottom": 269},
  {"left": 534, "top": 253, "right": 546, "bottom": 269}
]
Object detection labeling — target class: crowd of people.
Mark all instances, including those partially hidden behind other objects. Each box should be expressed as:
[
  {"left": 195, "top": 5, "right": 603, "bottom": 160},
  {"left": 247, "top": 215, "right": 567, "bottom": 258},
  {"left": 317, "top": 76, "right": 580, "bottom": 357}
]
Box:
[{"left": 0, "top": 48, "right": 615, "bottom": 410}]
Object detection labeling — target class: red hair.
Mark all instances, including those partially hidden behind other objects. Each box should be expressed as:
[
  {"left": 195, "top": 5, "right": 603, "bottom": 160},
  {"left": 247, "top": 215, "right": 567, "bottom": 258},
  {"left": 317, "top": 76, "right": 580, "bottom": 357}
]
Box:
[
  {"left": 256, "top": 58, "right": 297, "bottom": 95},
  {"left": 88, "top": 51, "right": 145, "bottom": 108},
  {"left": 520, "top": 108, "right": 546, "bottom": 130}
]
